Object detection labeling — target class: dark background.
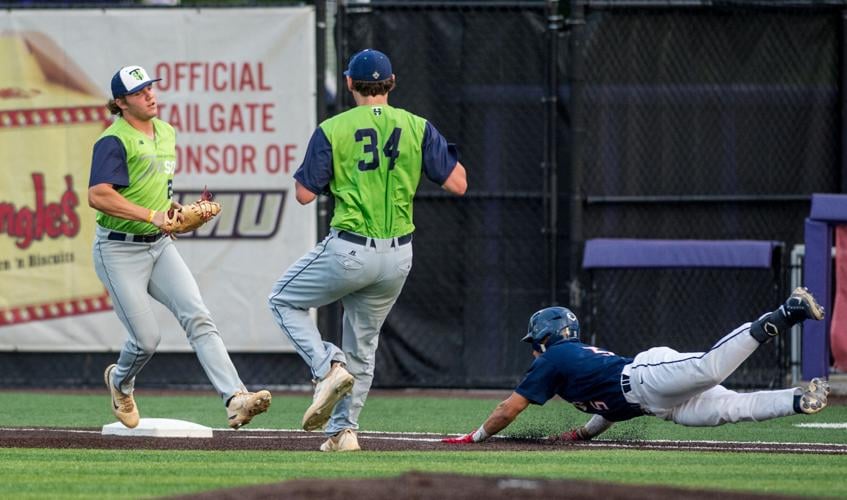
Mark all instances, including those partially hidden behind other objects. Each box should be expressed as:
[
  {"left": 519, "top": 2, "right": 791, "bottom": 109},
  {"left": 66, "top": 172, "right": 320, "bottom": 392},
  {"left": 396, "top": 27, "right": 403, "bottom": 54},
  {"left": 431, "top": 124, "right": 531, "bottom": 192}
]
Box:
[{"left": 1, "top": 0, "right": 842, "bottom": 390}]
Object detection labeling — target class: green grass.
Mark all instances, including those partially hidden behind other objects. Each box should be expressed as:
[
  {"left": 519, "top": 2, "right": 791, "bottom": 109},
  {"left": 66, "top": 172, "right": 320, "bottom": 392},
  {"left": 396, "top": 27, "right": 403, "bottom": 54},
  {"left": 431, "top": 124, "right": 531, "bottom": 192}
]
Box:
[
  {"left": 2, "top": 448, "right": 846, "bottom": 499},
  {"left": 0, "top": 391, "right": 846, "bottom": 499}
]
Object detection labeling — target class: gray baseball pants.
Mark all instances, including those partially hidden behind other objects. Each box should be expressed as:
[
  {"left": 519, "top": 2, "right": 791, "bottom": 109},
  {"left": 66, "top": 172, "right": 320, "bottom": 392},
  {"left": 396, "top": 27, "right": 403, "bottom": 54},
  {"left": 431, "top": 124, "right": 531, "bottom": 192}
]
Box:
[
  {"left": 624, "top": 322, "right": 796, "bottom": 425},
  {"left": 93, "top": 225, "right": 246, "bottom": 401},
  {"left": 268, "top": 228, "right": 413, "bottom": 435}
]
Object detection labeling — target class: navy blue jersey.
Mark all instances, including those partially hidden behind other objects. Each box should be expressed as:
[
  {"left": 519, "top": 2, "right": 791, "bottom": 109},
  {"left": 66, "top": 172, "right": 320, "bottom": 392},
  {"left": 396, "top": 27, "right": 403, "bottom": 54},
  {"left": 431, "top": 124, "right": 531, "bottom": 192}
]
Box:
[{"left": 515, "top": 339, "right": 644, "bottom": 422}]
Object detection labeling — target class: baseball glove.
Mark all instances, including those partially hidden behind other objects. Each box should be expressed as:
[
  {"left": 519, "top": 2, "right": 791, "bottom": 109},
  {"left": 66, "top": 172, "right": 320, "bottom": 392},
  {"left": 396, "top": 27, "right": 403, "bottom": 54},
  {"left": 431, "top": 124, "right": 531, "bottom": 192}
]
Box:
[{"left": 162, "top": 186, "right": 221, "bottom": 234}]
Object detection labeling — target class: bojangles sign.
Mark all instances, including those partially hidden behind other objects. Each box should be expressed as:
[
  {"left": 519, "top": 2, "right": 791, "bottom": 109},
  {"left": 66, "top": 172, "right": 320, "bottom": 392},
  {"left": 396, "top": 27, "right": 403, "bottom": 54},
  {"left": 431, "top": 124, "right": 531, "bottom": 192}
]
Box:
[{"left": 0, "top": 32, "right": 110, "bottom": 328}]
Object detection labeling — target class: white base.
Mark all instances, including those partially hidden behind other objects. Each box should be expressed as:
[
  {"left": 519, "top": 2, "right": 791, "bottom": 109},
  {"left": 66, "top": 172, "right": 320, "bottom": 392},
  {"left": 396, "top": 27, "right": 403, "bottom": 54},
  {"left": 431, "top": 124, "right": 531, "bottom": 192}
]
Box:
[{"left": 101, "top": 418, "right": 213, "bottom": 438}]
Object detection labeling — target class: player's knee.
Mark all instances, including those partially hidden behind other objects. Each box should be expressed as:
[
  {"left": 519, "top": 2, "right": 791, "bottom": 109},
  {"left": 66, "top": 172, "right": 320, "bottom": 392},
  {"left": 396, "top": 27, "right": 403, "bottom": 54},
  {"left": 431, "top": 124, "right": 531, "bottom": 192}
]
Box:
[
  {"left": 268, "top": 292, "right": 289, "bottom": 310},
  {"left": 184, "top": 316, "right": 217, "bottom": 340},
  {"left": 706, "top": 372, "right": 724, "bottom": 387},
  {"left": 268, "top": 294, "right": 302, "bottom": 314},
  {"left": 135, "top": 335, "right": 161, "bottom": 355}
]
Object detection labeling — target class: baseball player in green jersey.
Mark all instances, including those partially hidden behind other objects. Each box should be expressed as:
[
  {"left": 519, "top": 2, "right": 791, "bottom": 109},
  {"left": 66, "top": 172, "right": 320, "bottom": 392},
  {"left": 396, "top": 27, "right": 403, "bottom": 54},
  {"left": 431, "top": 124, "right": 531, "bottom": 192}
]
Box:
[
  {"left": 88, "top": 65, "right": 271, "bottom": 430},
  {"left": 268, "top": 49, "right": 467, "bottom": 451}
]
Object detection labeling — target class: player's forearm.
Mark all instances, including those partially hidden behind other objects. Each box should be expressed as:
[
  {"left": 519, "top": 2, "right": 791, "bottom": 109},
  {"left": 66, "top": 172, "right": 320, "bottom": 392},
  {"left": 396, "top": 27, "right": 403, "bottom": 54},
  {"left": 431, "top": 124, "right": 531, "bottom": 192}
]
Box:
[
  {"left": 443, "top": 393, "right": 530, "bottom": 445},
  {"left": 577, "top": 414, "right": 614, "bottom": 439},
  {"left": 553, "top": 414, "right": 613, "bottom": 442},
  {"left": 480, "top": 400, "right": 521, "bottom": 436},
  {"left": 441, "top": 162, "right": 467, "bottom": 195},
  {"left": 294, "top": 181, "right": 318, "bottom": 205},
  {"left": 88, "top": 185, "right": 155, "bottom": 223},
  {"left": 462, "top": 410, "right": 513, "bottom": 443}
]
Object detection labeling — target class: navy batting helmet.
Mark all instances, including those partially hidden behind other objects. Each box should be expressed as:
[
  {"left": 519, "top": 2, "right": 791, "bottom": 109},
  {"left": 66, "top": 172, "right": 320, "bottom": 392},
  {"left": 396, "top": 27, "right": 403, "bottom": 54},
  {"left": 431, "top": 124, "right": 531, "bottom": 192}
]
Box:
[{"left": 522, "top": 306, "right": 580, "bottom": 352}]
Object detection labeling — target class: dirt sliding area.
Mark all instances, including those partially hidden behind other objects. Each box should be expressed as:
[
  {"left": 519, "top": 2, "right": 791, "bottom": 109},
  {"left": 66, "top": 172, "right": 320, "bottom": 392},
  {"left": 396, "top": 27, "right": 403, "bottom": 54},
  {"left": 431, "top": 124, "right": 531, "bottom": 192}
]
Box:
[
  {"left": 2, "top": 427, "right": 842, "bottom": 500},
  {"left": 170, "top": 471, "right": 805, "bottom": 500}
]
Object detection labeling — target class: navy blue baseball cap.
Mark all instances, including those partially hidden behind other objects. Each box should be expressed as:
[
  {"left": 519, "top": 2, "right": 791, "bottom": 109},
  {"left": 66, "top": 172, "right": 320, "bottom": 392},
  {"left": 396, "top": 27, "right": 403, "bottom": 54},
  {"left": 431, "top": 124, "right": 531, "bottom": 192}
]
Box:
[
  {"left": 111, "top": 65, "right": 161, "bottom": 99},
  {"left": 343, "top": 49, "right": 393, "bottom": 82}
]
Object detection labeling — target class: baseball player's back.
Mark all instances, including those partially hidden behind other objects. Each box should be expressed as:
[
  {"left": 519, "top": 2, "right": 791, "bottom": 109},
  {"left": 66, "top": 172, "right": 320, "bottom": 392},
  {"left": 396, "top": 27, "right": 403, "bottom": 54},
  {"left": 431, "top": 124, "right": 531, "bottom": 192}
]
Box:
[
  {"left": 516, "top": 340, "right": 644, "bottom": 422},
  {"left": 322, "top": 104, "right": 426, "bottom": 238},
  {"left": 268, "top": 48, "right": 467, "bottom": 452}
]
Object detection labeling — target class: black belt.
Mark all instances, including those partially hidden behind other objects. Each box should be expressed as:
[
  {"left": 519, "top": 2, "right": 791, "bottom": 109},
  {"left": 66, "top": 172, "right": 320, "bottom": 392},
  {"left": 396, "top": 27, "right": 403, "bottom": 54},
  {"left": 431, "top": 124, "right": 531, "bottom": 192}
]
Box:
[
  {"left": 108, "top": 231, "right": 164, "bottom": 243},
  {"left": 337, "top": 231, "right": 412, "bottom": 248},
  {"left": 621, "top": 373, "right": 632, "bottom": 394}
]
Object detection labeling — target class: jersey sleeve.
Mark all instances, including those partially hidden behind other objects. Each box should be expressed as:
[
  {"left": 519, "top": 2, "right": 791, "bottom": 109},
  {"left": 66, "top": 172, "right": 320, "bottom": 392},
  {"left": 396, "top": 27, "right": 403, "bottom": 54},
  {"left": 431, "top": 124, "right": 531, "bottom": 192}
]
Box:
[
  {"left": 421, "top": 121, "right": 459, "bottom": 185},
  {"left": 514, "top": 357, "right": 560, "bottom": 405},
  {"left": 88, "top": 136, "right": 129, "bottom": 188},
  {"left": 293, "top": 127, "right": 333, "bottom": 195}
]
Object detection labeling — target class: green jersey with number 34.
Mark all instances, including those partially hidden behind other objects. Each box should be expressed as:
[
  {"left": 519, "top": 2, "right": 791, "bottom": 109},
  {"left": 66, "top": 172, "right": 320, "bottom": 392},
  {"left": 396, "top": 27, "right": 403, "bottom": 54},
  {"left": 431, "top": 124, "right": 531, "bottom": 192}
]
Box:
[{"left": 320, "top": 105, "right": 427, "bottom": 238}]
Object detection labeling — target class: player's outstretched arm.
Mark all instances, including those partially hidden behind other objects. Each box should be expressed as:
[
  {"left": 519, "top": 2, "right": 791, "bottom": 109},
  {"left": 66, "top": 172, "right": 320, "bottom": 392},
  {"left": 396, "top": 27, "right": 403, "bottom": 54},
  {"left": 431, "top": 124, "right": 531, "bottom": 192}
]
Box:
[
  {"left": 442, "top": 391, "right": 529, "bottom": 444},
  {"left": 550, "top": 414, "right": 614, "bottom": 442}
]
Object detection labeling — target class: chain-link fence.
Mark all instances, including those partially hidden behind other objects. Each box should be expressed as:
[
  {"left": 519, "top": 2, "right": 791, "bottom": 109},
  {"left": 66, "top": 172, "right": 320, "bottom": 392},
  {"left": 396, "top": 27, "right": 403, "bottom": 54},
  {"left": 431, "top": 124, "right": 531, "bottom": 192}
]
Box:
[
  {"left": 337, "top": 1, "right": 844, "bottom": 388},
  {"left": 337, "top": 2, "right": 555, "bottom": 388},
  {"left": 574, "top": 6, "right": 840, "bottom": 244},
  {"left": 1, "top": 0, "right": 843, "bottom": 390},
  {"left": 564, "top": 3, "right": 841, "bottom": 387},
  {"left": 585, "top": 266, "right": 785, "bottom": 389}
]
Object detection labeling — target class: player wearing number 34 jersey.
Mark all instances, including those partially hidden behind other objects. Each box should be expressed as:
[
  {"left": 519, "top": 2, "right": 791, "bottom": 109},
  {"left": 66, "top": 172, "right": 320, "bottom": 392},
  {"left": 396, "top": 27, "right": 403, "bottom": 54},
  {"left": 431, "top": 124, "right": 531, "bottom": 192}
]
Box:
[
  {"left": 268, "top": 49, "right": 467, "bottom": 452},
  {"left": 315, "top": 105, "right": 436, "bottom": 238}
]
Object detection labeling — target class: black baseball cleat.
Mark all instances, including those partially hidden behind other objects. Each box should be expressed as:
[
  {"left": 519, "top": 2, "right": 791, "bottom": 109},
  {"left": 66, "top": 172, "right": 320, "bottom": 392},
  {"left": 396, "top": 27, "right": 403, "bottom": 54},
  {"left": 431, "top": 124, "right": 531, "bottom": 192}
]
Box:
[{"left": 782, "top": 287, "right": 825, "bottom": 323}]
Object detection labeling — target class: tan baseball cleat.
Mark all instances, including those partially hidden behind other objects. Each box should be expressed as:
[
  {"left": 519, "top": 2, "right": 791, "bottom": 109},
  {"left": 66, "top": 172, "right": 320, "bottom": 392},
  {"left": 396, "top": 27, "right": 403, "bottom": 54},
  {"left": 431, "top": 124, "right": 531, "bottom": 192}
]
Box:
[
  {"left": 320, "top": 428, "right": 360, "bottom": 452},
  {"left": 104, "top": 364, "right": 139, "bottom": 428},
  {"left": 227, "top": 390, "right": 272, "bottom": 429},
  {"left": 798, "top": 377, "right": 830, "bottom": 414},
  {"left": 302, "top": 363, "right": 354, "bottom": 431}
]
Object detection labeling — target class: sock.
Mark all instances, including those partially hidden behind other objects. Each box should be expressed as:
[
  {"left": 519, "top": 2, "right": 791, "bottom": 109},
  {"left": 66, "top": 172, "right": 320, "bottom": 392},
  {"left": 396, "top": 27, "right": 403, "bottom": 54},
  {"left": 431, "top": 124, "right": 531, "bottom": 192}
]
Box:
[
  {"left": 750, "top": 308, "right": 791, "bottom": 343},
  {"left": 793, "top": 393, "right": 803, "bottom": 414},
  {"left": 225, "top": 395, "right": 235, "bottom": 408}
]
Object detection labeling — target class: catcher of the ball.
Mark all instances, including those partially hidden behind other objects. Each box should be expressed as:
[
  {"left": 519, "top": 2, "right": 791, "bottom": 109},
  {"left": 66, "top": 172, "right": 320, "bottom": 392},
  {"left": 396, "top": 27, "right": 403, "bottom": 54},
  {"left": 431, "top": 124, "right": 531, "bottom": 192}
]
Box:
[{"left": 160, "top": 186, "right": 222, "bottom": 234}]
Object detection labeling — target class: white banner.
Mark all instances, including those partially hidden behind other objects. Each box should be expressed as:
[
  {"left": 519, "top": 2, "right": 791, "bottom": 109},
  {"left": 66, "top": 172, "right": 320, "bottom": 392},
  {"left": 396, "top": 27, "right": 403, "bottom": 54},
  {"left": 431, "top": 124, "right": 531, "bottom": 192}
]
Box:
[{"left": 0, "top": 8, "right": 316, "bottom": 352}]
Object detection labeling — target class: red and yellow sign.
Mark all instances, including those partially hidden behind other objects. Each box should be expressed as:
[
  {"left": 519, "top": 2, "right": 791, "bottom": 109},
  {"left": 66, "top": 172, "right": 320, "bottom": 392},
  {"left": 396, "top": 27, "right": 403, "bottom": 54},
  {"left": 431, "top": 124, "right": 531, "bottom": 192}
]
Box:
[
  {"left": 0, "top": 8, "right": 316, "bottom": 351},
  {"left": 0, "top": 32, "right": 111, "bottom": 326}
]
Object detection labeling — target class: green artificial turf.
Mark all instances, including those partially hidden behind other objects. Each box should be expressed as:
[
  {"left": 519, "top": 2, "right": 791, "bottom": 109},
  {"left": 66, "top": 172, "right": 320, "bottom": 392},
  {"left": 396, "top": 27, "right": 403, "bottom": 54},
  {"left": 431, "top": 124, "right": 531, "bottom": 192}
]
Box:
[
  {"left": 1, "top": 448, "right": 845, "bottom": 499},
  {"left": 0, "top": 391, "right": 845, "bottom": 499}
]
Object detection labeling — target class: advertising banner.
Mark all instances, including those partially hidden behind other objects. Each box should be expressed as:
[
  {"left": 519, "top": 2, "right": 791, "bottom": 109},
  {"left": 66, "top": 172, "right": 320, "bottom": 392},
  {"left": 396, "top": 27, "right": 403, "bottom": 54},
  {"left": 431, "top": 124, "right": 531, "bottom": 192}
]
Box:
[{"left": 0, "top": 8, "right": 316, "bottom": 351}]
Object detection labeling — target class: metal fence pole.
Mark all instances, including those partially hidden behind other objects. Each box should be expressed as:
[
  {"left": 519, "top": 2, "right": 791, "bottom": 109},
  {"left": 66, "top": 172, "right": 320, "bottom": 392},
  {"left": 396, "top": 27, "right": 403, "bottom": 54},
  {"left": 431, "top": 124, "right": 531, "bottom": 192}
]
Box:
[
  {"left": 317, "top": 0, "right": 342, "bottom": 346},
  {"left": 544, "top": 0, "right": 563, "bottom": 305},
  {"left": 567, "top": 0, "right": 586, "bottom": 309}
]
